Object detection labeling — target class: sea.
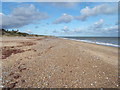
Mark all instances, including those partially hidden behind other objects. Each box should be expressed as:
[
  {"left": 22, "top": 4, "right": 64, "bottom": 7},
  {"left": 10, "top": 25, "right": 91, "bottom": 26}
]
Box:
[{"left": 60, "top": 37, "right": 120, "bottom": 48}]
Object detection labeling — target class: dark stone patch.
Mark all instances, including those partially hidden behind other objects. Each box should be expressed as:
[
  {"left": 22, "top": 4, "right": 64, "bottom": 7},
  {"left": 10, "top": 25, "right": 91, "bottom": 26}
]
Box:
[
  {"left": 2, "top": 47, "right": 25, "bottom": 59},
  {"left": 9, "top": 72, "right": 14, "bottom": 76},
  {"left": 13, "top": 74, "right": 21, "bottom": 79},
  {"left": 21, "top": 79, "right": 26, "bottom": 83},
  {"left": 18, "top": 64, "right": 27, "bottom": 72},
  {"left": 19, "top": 42, "right": 36, "bottom": 46},
  {"left": 6, "top": 82, "right": 18, "bottom": 88},
  {"left": 48, "top": 46, "right": 54, "bottom": 49}
]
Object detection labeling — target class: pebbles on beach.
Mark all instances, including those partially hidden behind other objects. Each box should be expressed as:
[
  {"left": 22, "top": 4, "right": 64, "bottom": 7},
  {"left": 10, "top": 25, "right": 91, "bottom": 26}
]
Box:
[{"left": 1, "top": 37, "right": 118, "bottom": 88}]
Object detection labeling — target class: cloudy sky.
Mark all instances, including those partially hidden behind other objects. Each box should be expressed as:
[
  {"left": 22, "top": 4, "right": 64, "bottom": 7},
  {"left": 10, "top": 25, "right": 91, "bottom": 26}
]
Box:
[{"left": 1, "top": 2, "right": 118, "bottom": 37}]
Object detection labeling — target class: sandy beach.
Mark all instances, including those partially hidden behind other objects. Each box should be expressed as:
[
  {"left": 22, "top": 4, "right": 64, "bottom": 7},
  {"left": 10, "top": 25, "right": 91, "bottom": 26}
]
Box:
[{"left": 1, "top": 36, "right": 119, "bottom": 88}]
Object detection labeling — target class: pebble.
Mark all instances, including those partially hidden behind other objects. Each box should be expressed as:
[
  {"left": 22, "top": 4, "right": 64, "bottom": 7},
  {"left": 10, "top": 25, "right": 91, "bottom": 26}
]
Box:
[
  {"left": 70, "top": 71, "right": 72, "bottom": 73},
  {"left": 63, "top": 84, "right": 68, "bottom": 88},
  {"left": 96, "top": 57, "right": 100, "bottom": 60},
  {"left": 21, "top": 80, "right": 26, "bottom": 83},
  {"left": 18, "top": 64, "right": 27, "bottom": 72},
  {"left": 95, "top": 66, "right": 98, "bottom": 67},
  {"left": 13, "top": 74, "right": 21, "bottom": 79},
  {"left": 9, "top": 72, "right": 14, "bottom": 76},
  {"left": 83, "top": 72, "right": 85, "bottom": 74},
  {"left": 93, "top": 66, "right": 98, "bottom": 68},
  {"left": 106, "top": 77, "right": 109, "bottom": 80},
  {"left": 90, "top": 83, "right": 93, "bottom": 86},
  {"left": 116, "top": 85, "right": 119, "bottom": 87},
  {"left": 102, "top": 72, "right": 105, "bottom": 74},
  {"left": 94, "top": 75, "right": 97, "bottom": 77},
  {"left": 94, "top": 81, "right": 97, "bottom": 84},
  {"left": 7, "top": 82, "right": 17, "bottom": 88}
]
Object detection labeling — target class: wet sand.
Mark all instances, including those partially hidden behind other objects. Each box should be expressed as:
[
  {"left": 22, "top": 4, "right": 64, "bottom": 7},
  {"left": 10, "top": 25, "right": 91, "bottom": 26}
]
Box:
[{"left": 1, "top": 36, "right": 119, "bottom": 88}]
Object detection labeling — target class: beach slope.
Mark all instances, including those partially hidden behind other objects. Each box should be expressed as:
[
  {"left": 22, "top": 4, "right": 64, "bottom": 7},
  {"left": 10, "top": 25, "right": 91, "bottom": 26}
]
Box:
[{"left": 1, "top": 37, "right": 118, "bottom": 88}]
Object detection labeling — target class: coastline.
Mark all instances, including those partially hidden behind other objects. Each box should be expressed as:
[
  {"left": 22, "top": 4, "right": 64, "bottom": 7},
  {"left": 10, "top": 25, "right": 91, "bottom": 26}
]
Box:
[
  {"left": 1, "top": 36, "right": 118, "bottom": 88},
  {"left": 59, "top": 37, "right": 119, "bottom": 48}
]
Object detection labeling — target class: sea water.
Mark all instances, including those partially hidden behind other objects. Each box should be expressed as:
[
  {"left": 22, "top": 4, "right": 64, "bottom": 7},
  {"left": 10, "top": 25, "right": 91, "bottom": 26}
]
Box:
[{"left": 61, "top": 37, "right": 120, "bottom": 47}]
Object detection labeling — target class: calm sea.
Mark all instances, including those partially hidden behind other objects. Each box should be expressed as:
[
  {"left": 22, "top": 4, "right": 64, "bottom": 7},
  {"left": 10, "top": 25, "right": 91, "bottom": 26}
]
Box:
[{"left": 60, "top": 37, "right": 120, "bottom": 47}]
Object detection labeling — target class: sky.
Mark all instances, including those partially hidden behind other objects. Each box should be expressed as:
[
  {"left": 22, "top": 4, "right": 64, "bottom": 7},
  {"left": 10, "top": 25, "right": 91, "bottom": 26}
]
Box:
[{"left": 1, "top": 2, "right": 119, "bottom": 37}]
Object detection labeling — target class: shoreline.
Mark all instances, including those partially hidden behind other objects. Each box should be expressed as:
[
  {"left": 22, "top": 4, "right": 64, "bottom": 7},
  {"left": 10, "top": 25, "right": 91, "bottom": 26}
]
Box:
[
  {"left": 59, "top": 37, "right": 119, "bottom": 48},
  {"left": 1, "top": 36, "right": 119, "bottom": 88}
]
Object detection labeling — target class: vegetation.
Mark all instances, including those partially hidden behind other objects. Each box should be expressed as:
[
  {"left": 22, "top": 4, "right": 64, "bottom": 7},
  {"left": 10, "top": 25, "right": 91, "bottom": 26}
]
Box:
[{"left": 0, "top": 29, "right": 44, "bottom": 37}]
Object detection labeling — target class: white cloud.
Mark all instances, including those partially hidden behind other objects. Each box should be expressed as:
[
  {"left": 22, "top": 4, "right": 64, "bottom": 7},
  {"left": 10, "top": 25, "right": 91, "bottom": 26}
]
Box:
[
  {"left": 75, "top": 4, "right": 117, "bottom": 21},
  {"left": 25, "top": 29, "right": 32, "bottom": 33},
  {"left": 3, "top": 0, "right": 119, "bottom": 2},
  {"left": 92, "top": 19, "right": 118, "bottom": 31},
  {"left": 58, "top": 19, "right": 118, "bottom": 36},
  {"left": 0, "top": 13, "right": 3, "bottom": 26},
  {"left": 90, "top": 19, "right": 118, "bottom": 32},
  {"left": 51, "top": 2, "right": 77, "bottom": 8},
  {"left": 104, "top": 25, "right": 118, "bottom": 31},
  {"left": 53, "top": 13, "right": 73, "bottom": 24},
  {"left": 62, "top": 26, "right": 69, "bottom": 32},
  {"left": 73, "top": 28, "right": 82, "bottom": 33},
  {"left": 94, "top": 19, "right": 104, "bottom": 28},
  {"left": 53, "top": 4, "right": 117, "bottom": 24},
  {"left": 1, "top": 4, "right": 48, "bottom": 29},
  {"left": 85, "top": 19, "right": 104, "bottom": 31}
]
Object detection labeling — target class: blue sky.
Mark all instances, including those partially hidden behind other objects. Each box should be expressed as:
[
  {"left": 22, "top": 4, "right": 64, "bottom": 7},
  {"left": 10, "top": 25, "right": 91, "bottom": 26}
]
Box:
[{"left": 1, "top": 2, "right": 118, "bottom": 37}]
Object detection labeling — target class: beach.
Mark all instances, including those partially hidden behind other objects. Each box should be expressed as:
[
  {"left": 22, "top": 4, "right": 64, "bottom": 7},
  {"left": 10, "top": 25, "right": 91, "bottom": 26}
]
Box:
[{"left": 1, "top": 36, "right": 119, "bottom": 88}]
